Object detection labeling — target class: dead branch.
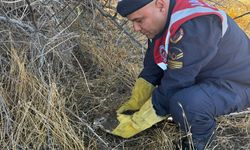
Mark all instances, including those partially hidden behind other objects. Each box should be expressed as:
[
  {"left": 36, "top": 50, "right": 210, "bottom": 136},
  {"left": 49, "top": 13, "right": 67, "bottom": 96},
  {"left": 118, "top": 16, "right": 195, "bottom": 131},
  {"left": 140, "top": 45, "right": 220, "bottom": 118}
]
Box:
[
  {"left": 25, "top": 0, "right": 38, "bottom": 30},
  {"left": 234, "top": 12, "right": 250, "bottom": 20},
  {"left": 0, "top": 16, "right": 35, "bottom": 33},
  {"left": 206, "top": 0, "right": 224, "bottom": 7},
  {"left": 56, "top": 2, "right": 81, "bottom": 28},
  {"left": 65, "top": 108, "right": 111, "bottom": 149},
  {"left": 91, "top": 0, "right": 146, "bottom": 49},
  {"left": 0, "top": 96, "right": 24, "bottom": 149},
  {"left": 0, "top": 96, "right": 12, "bottom": 136},
  {"left": 224, "top": 108, "right": 250, "bottom": 118},
  {"left": 72, "top": 52, "right": 91, "bottom": 93}
]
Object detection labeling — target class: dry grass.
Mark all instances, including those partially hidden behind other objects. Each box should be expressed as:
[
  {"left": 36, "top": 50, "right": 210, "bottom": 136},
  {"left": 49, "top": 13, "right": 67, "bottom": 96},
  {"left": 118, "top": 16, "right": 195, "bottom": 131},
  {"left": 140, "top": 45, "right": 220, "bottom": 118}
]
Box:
[{"left": 0, "top": 0, "right": 249, "bottom": 149}]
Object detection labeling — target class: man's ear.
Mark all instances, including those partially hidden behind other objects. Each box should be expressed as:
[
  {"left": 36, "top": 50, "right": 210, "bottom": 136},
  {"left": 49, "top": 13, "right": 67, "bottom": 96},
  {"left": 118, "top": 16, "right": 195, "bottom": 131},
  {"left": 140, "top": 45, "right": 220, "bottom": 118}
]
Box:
[{"left": 155, "top": 0, "right": 168, "bottom": 12}]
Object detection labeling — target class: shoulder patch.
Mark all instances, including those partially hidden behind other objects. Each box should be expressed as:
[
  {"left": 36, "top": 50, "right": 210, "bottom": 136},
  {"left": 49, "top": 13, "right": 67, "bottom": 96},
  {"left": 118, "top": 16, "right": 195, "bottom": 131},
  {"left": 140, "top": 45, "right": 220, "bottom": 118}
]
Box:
[
  {"left": 170, "top": 28, "right": 184, "bottom": 44},
  {"left": 168, "top": 47, "right": 183, "bottom": 69}
]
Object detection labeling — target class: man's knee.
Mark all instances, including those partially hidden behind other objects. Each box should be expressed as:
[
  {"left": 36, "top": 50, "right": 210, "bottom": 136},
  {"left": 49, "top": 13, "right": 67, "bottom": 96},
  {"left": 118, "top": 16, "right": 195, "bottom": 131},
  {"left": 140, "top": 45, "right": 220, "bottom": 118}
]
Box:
[{"left": 169, "top": 85, "right": 216, "bottom": 134}]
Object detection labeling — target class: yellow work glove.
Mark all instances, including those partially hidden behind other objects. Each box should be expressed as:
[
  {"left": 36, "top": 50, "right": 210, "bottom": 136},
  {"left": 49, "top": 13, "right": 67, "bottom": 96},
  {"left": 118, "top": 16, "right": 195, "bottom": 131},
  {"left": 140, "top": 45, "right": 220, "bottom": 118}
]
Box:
[
  {"left": 117, "top": 78, "right": 155, "bottom": 114},
  {"left": 112, "top": 99, "right": 166, "bottom": 138}
]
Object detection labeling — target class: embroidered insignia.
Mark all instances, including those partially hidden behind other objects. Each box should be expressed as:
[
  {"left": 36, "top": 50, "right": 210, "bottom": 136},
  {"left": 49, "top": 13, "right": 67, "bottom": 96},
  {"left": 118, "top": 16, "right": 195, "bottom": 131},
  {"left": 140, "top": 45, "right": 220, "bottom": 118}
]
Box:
[
  {"left": 168, "top": 47, "right": 183, "bottom": 69},
  {"left": 159, "top": 45, "right": 168, "bottom": 63},
  {"left": 170, "top": 28, "right": 184, "bottom": 44},
  {"left": 168, "top": 60, "right": 183, "bottom": 69}
]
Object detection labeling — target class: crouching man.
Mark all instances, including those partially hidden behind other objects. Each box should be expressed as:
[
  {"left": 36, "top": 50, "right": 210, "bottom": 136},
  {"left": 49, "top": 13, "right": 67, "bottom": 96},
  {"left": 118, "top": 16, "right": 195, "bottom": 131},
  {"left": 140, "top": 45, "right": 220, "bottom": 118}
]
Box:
[{"left": 101, "top": 0, "right": 250, "bottom": 149}]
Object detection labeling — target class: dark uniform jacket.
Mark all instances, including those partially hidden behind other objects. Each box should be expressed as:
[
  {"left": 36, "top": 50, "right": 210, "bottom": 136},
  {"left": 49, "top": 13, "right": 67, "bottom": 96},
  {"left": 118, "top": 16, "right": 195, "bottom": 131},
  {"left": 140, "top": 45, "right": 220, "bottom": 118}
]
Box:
[{"left": 139, "top": 0, "right": 250, "bottom": 116}]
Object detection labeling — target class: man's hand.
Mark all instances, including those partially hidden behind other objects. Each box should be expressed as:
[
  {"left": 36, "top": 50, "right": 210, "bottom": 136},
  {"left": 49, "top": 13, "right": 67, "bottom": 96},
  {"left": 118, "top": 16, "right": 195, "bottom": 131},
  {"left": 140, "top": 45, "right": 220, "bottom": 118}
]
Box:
[
  {"left": 117, "top": 78, "right": 155, "bottom": 114},
  {"left": 96, "top": 99, "right": 166, "bottom": 138}
]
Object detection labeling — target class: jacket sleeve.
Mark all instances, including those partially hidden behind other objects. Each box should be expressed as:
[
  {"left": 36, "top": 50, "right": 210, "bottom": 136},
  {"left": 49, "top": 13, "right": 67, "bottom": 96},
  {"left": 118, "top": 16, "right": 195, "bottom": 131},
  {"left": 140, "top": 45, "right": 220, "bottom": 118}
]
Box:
[
  {"left": 152, "top": 15, "right": 223, "bottom": 116},
  {"left": 139, "top": 40, "right": 164, "bottom": 86}
]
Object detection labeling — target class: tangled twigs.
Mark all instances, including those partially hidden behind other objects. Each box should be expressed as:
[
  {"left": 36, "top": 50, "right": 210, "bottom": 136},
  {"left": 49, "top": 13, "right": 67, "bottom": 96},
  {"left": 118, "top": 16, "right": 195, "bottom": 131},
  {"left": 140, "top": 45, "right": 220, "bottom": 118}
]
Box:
[
  {"left": 91, "top": 0, "right": 146, "bottom": 49},
  {"left": 0, "top": 96, "right": 12, "bottom": 138},
  {"left": 25, "top": 0, "right": 38, "bottom": 30},
  {"left": 65, "top": 108, "right": 111, "bottom": 149},
  {"left": 0, "top": 16, "right": 35, "bottom": 33}
]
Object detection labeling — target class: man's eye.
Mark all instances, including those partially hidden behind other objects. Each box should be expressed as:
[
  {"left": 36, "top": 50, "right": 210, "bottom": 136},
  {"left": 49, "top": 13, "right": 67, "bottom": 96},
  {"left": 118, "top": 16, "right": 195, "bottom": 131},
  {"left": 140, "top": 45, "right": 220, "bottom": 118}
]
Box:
[{"left": 137, "top": 20, "right": 143, "bottom": 23}]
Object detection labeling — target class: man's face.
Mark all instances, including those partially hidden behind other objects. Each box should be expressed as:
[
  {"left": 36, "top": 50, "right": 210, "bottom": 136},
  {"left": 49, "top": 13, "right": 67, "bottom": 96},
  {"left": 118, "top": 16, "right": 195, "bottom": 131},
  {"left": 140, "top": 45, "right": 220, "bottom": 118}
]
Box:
[{"left": 127, "top": 0, "right": 170, "bottom": 39}]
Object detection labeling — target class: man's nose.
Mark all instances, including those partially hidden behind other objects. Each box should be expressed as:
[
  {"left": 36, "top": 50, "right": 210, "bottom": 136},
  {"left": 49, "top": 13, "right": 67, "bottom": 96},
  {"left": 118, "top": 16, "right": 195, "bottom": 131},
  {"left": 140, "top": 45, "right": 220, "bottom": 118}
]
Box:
[{"left": 133, "top": 22, "right": 141, "bottom": 32}]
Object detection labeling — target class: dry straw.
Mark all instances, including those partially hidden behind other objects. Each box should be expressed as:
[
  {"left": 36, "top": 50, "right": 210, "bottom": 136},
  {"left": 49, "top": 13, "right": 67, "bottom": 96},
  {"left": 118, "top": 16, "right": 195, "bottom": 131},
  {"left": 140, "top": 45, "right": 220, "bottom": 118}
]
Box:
[{"left": 0, "top": 0, "right": 249, "bottom": 149}]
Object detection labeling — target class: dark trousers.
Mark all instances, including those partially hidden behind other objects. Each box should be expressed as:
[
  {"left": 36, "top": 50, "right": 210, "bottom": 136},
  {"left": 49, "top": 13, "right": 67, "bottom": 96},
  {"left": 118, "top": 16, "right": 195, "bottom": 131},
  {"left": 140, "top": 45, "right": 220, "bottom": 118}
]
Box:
[{"left": 169, "top": 79, "right": 250, "bottom": 140}]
